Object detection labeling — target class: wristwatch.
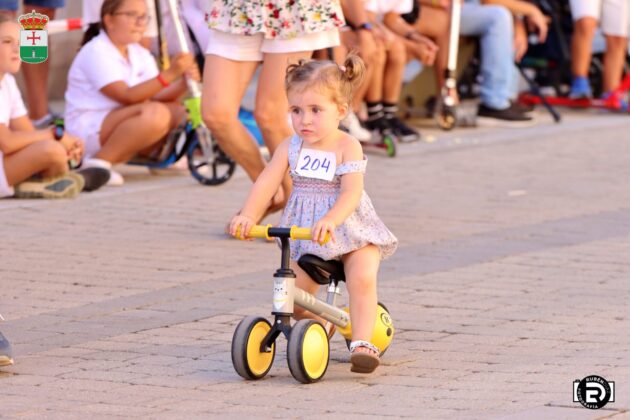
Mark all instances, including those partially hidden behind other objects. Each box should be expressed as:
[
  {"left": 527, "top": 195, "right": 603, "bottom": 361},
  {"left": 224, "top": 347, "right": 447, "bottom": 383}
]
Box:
[
  {"left": 52, "top": 120, "right": 64, "bottom": 141},
  {"left": 354, "top": 22, "right": 373, "bottom": 32}
]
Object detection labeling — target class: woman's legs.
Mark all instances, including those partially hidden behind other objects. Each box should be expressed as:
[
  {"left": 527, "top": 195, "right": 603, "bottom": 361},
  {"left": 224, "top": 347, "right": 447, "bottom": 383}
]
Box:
[
  {"left": 201, "top": 55, "right": 261, "bottom": 181},
  {"left": 3, "top": 140, "right": 68, "bottom": 185},
  {"left": 97, "top": 102, "right": 172, "bottom": 163},
  {"left": 602, "top": 35, "right": 629, "bottom": 93},
  {"left": 413, "top": 6, "right": 450, "bottom": 90},
  {"left": 571, "top": 17, "right": 598, "bottom": 79},
  {"left": 382, "top": 39, "right": 407, "bottom": 104},
  {"left": 256, "top": 51, "right": 313, "bottom": 210}
]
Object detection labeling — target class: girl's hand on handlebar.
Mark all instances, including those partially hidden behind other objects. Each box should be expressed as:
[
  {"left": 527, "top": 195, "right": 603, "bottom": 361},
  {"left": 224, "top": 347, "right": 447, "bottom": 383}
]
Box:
[
  {"left": 313, "top": 217, "right": 336, "bottom": 244},
  {"left": 230, "top": 214, "right": 256, "bottom": 240}
]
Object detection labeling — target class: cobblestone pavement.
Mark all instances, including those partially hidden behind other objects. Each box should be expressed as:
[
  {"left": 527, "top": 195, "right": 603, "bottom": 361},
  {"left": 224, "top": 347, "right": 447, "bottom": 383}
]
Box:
[{"left": 1, "top": 111, "right": 630, "bottom": 419}]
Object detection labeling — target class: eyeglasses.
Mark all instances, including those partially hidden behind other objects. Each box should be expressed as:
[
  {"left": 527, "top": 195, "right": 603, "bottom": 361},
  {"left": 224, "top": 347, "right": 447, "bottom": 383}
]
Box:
[{"left": 113, "top": 11, "right": 150, "bottom": 25}]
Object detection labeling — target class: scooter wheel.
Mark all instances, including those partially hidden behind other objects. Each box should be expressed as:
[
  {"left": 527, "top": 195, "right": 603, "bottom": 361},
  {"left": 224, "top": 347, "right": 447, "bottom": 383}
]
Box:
[
  {"left": 187, "top": 126, "right": 236, "bottom": 186},
  {"left": 287, "top": 320, "right": 329, "bottom": 384},
  {"left": 232, "top": 316, "right": 275, "bottom": 380},
  {"left": 436, "top": 107, "right": 457, "bottom": 131},
  {"left": 383, "top": 135, "right": 397, "bottom": 158}
]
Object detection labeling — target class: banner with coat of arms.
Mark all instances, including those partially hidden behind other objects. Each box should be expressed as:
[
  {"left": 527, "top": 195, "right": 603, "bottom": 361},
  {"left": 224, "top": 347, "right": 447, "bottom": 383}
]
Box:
[{"left": 18, "top": 10, "right": 49, "bottom": 64}]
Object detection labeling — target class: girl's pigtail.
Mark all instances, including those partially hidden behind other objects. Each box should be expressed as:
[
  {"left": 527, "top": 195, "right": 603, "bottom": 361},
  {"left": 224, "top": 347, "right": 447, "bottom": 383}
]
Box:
[
  {"left": 81, "top": 22, "right": 101, "bottom": 47},
  {"left": 342, "top": 54, "right": 366, "bottom": 90}
]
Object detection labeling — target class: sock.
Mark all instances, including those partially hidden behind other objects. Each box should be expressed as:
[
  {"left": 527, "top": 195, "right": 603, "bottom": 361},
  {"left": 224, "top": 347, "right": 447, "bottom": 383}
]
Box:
[
  {"left": 366, "top": 101, "right": 384, "bottom": 122},
  {"left": 382, "top": 101, "right": 398, "bottom": 119}
]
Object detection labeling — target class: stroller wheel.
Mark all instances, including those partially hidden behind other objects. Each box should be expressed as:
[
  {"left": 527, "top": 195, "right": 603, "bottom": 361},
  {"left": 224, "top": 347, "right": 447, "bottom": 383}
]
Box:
[{"left": 186, "top": 126, "right": 236, "bottom": 186}]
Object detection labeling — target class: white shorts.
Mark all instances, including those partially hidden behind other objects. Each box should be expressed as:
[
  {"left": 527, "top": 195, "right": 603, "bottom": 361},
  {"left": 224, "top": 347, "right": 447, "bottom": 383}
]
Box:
[
  {"left": 0, "top": 151, "right": 15, "bottom": 198},
  {"left": 205, "top": 29, "right": 340, "bottom": 61},
  {"left": 65, "top": 109, "right": 110, "bottom": 159},
  {"left": 570, "top": 0, "right": 630, "bottom": 37}
]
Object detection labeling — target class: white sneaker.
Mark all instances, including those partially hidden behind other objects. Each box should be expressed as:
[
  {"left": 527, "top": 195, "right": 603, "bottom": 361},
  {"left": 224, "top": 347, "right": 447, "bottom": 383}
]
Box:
[
  {"left": 107, "top": 169, "right": 124, "bottom": 186},
  {"left": 341, "top": 112, "right": 372, "bottom": 142},
  {"left": 81, "top": 158, "right": 124, "bottom": 186}
]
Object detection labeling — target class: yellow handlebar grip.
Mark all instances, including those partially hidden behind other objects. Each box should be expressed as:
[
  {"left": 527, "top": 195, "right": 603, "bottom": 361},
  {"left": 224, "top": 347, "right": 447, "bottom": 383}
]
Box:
[
  {"left": 248, "top": 224, "right": 272, "bottom": 239},
  {"left": 235, "top": 224, "right": 271, "bottom": 240},
  {"left": 290, "top": 226, "right": 331, "bottom": 244},
  {"left": 290, "top": 226, "right": 312, "bottom": 240}
]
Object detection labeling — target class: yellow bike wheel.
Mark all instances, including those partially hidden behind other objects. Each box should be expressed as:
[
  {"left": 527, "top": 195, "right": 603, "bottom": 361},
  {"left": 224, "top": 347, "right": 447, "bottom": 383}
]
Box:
[
  {"left": 232, "top": 316, "right": 275, "bottom": 380},
  {"left": 287, "top": 320, "right": 329, "bottom": 384}
]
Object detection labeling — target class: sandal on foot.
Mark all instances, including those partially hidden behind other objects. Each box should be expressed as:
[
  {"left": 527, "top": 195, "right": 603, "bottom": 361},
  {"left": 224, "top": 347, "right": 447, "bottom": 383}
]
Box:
[{"left": 349, "top": 340, "right": 380, "bottom": 374}]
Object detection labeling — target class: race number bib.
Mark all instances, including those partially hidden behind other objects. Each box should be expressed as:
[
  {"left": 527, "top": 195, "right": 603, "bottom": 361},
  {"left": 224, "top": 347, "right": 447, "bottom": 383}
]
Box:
[{"left": 295, "top": 148, "right": 337, "bottom": 181}]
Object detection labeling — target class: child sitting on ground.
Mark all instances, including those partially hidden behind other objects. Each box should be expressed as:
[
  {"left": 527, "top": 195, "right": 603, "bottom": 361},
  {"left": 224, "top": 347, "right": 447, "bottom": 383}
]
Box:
[
  {"left": 0, "top": 14, "right": 86, "bottom": 199},
  {"left": 229, "top": 55, "right": 398, "bottom": 374}
]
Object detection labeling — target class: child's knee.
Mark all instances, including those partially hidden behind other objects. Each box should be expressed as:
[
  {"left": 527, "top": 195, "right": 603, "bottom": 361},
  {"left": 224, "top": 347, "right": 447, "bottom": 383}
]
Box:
[
  {"left": 387, "top": 41, "right": 406, "bottom": 65},
  {"left": 139, "top": 102, "right": 171, "bottom": 136},
  {"left": 39, "top": 140, "right": 67, "bottom": 166}
]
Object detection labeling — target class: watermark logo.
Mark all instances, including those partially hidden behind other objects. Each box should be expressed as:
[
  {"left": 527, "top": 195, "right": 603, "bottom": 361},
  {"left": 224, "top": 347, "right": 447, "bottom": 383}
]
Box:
[
  {"left": 573, "top": 375, "right": 615, "bottom": 409},
  {"left": 18, "top": 10, "right": 49, "bottom": 64}
]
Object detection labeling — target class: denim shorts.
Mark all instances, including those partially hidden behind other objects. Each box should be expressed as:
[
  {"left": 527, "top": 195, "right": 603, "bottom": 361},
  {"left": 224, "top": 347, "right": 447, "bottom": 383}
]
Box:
[{"left": 0, "top": 0, "right": 65, "bottom": 11}]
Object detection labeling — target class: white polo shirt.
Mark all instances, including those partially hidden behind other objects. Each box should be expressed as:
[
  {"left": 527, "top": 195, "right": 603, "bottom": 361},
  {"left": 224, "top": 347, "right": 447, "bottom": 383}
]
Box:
[
  {"left": 365, "top": 0, "right": 413, "bottom": 15},
  {"left": 0, "top": 73, "right": 28, "bottom": 197},
  {"left": 0, "top": 74, "right": 27, "bottom": 126},
  {"left": 64, "top": 31, "right": 159, "bottom": 156}
]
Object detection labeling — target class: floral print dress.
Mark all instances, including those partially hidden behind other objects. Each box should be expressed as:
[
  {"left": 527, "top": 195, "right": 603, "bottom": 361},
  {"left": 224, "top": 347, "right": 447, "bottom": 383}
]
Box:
[
  {"left": 206, "top": 0, "right": 345, "bottom": 39},
  {"left": 279, "top": 135, "right": 398, "bottom": 262}
]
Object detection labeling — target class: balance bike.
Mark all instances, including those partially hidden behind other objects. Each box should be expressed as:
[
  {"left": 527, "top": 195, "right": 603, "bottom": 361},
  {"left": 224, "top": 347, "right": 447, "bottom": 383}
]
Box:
[{"left": 231, "top": 225, "right": 394, "bottom": 384}]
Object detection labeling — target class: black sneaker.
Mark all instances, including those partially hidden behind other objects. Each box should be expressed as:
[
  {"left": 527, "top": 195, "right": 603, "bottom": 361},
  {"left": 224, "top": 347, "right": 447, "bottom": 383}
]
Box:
[
  {"left": 477, "top": 103, "right": 534, "bottom": 127},
  {"left": 74, "top": 167, "right": 110, "bottom": 192},
  {"left": 510, "top": 100, "right": 535, "bottom": 114},
  {"left": 386, "top": 116, "right": 421, "bottom": 143},
  {"left": 364, "top": 115, "right": 390, "bottom": 133},
  {"left": 0, "top": 330, "right": 13, "bottom": 367}
]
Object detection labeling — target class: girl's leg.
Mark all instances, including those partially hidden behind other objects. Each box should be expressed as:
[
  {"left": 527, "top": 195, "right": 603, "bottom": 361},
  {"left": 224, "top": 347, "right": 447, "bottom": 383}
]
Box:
[
  {"left": 602, "top": 35, "right": 629, "bottom": 93},
  {"left": 342, "top": 244, "right": 380, "bottom": 355},
  {"left": 97, "top": 102, "right": 172, "bottom": 163},
  {"left": 162, "top": 101, "right": 188, "bottom": 130},
  {"left": 3, "top": 140, "right": 68, "bottom": 185},
  {"left": 291, "top": 261, "right": 324, "bottom": 323},
  {"left": 201, "top": 55, "right": 261, "bottom": 181}
]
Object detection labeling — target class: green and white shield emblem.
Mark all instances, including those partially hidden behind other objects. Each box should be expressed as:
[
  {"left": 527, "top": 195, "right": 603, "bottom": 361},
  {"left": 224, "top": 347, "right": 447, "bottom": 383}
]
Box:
[{"left": 20, "top": 29, "right": 48, "bottom": 64}]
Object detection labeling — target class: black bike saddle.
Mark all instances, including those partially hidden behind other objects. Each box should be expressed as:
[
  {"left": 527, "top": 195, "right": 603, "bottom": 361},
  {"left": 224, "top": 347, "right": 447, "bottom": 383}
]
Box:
[{"left": 297, "top": 254, "right": 346, "bottom": 285}]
